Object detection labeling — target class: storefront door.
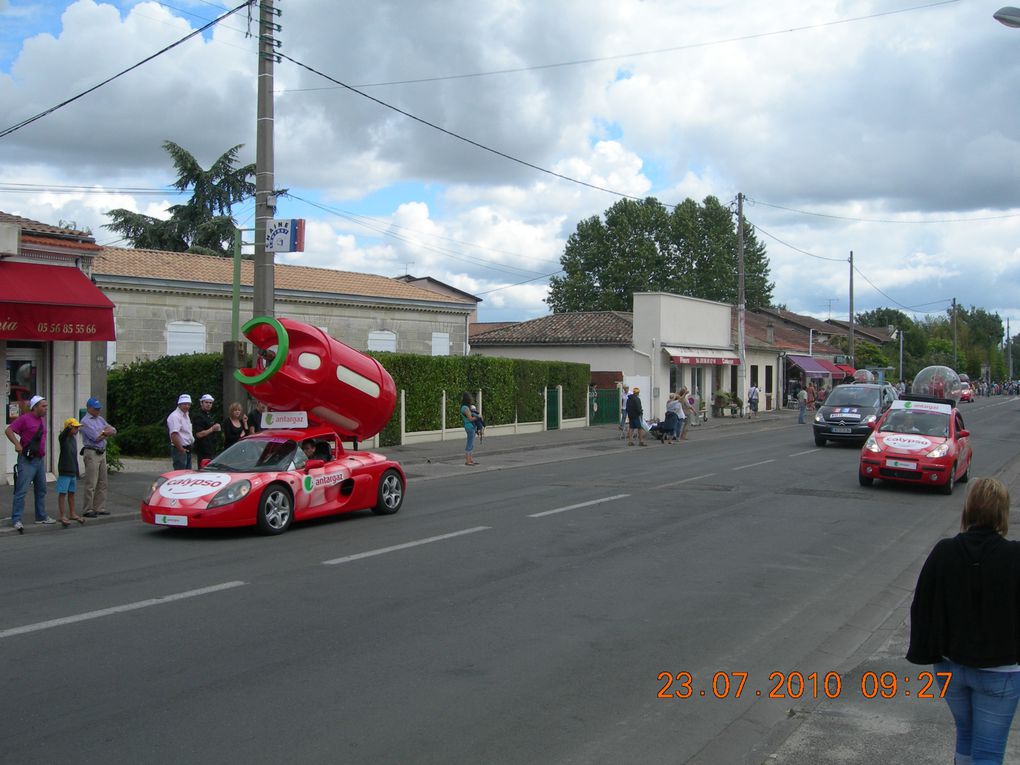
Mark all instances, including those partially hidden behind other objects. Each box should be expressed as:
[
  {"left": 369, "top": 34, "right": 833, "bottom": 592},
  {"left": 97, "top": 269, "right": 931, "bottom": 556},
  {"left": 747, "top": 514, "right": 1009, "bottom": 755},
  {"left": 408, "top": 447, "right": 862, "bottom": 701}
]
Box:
[{"left": 6, "top": 346, "right": 44, "bottom": 480}]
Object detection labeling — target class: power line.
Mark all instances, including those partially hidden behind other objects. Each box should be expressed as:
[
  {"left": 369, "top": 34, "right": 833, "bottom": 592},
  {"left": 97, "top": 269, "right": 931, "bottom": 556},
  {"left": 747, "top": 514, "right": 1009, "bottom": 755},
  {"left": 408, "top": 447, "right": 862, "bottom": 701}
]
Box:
[
  {"left": 280, "top": 0, "right": 959, "bottom": 92},
  {"left": 0, "top": 0, "right": 253, "bottom": 140},
  {"left": 751, "top": 223, "right": 846, "bottom": 262},
  {"left": 748, "top": 197, "right": 1020, "bottom": 224}
]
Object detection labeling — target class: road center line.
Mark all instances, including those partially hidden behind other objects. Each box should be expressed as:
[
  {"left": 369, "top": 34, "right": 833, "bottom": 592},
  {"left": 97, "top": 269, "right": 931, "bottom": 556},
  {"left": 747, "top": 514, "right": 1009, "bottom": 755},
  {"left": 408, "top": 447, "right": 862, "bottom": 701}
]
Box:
[
  {"left": 528, "top": 494, "right": 630, "bottom": 518},
  {"left": 322, "top": 526, "right": 491, "bottom": 565},
  {"left": 0, "top": 581, "right": 247, "bottom": 640},
  {"left": 731, "top": 459, "right": 776, "bottom": 471},
  {"left": 789, "top": 449, "right": 819, "bottom": 457},
  {"left": 652, "top": 473, "right": 716, "bottom": 489}
]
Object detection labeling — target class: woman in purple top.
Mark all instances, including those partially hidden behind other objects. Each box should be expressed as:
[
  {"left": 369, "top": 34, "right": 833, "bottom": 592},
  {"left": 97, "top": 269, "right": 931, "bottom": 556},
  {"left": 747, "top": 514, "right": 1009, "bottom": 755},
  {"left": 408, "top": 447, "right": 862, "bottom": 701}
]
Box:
[{"left": 3, "top": 395, "right": 53, "bottom": 532}]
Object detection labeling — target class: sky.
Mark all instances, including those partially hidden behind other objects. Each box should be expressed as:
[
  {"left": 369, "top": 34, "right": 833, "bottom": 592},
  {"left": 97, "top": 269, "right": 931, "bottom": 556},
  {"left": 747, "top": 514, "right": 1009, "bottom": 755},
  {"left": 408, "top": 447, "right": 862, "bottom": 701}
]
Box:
[{"left": 1, "top": 0, "right": 1019, "bottom": 332}]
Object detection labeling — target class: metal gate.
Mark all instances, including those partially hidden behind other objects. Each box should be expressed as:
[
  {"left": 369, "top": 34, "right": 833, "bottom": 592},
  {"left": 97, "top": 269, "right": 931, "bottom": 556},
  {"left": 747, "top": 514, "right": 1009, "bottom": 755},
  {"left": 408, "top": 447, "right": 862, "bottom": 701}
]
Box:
[
  {"left": 546, "top": 387, "right": 559, "bottom": 430},
  {"left": 591, "top": 388, "right": 619, "bottom": 425}
]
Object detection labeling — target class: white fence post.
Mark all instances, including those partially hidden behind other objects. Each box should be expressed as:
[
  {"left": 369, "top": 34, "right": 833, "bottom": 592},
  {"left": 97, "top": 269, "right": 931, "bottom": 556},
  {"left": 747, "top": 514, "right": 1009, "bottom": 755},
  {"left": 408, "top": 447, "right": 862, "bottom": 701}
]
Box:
[
  {"left": 441, "top": 390, "right": 447, "bottom": 441},
  {"left": 557, "top": 384, "right": 563, "bottom": 428},
  {"left": 400, "top": 389, "right": 406, "bottom": 446},
  {"left": 543, "top": 387, "right": 548, "bottom": 432}
]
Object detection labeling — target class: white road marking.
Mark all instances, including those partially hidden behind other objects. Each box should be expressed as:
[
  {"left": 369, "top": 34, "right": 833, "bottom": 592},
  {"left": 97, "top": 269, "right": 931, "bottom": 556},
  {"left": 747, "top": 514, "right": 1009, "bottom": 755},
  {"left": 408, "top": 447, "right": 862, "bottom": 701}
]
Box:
[
  {"left": 322, "top": 526, "right": 491, "bottom": 565},
  {"left": 528, "top": 494, "right": 630, "bottom": 518},
  {"left": 0, "top": 581, "right": 247, "bottom": 639},
  {"left": 731, "top": 459, "right": 776, "bottom": 471},
  {"left": 789, "top": 449, "right": 819, "bottom": 457},
  {"left": 652, "top": 473, "right": 716, "bottom": 489}
]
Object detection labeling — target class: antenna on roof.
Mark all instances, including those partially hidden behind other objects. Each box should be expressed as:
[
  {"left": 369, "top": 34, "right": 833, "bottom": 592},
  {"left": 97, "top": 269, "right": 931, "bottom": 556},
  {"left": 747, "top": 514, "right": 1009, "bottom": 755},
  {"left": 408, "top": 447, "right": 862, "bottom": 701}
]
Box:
[
  {"left": 404, "top": 261, "right": 415, "bottom": 275},
  {"left": 823, "top": 298, "right": 840, "bottom": 319}
]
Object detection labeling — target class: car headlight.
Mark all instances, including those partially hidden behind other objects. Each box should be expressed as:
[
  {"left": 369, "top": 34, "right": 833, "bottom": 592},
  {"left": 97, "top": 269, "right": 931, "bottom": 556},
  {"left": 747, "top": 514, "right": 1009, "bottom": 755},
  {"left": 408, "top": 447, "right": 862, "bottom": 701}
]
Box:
[
  {"left": 864, "top": 434, "right": 881, "bottom": 453},
  {"left": 926, "top": 443, "right": 950, "bottom": 458},
  {"left": 147, "top": 476, "right": 168, "bottom": 500},
  {"left": 814, "top": 412, "right": 824, "bottom": 422},
  {"left": 207, "top": 480, "right": 252, "bottom": 509},
  {"left": 863, "top": 415, "right": 877, "bottom": 424}
]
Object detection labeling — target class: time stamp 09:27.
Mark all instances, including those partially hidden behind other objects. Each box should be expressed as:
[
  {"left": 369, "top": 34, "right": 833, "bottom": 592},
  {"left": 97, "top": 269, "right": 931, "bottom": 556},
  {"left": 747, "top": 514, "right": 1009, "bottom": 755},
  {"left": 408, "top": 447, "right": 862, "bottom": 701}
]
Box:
[{"left": 657, "top": 671, "right": 952, "bottom": 701}]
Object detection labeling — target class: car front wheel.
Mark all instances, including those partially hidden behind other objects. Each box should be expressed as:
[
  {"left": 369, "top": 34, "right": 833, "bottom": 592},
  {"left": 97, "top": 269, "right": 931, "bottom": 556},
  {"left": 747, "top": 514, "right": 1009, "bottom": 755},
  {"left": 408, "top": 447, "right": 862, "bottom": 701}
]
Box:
[
  {"left": 858, "top": 472, "right": 873, "bottom": 487},
  {"left": 939, "top": 464, "right": 956, "bottom": 496},
  {"left": 814, "top": 435, "right": 826, "bottom": 447},
  {"left": 257, "top": 485, "right": 294, "bottom": 534},
  {"left": 372, "top": 469, "right": 404, "bottom": 515}
]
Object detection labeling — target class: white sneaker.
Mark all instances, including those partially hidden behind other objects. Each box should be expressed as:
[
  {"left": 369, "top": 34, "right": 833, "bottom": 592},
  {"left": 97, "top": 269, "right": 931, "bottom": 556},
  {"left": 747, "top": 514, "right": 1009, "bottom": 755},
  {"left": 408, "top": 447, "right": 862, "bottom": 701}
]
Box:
[
  {"left": 13, "top": 521, "right": 23, "bottom": 531},
  {"left": 35, "top": 517, "right": 56, "bottom": 525}
]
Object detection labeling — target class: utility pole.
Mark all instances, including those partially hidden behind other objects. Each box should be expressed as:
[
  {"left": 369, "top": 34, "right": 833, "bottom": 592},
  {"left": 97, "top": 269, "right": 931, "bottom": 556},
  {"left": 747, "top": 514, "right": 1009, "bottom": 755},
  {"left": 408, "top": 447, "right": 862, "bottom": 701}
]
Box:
[
  {"left": 253, "top": 0, "right": 280, "bottom": 320},
  {"left": 848, "top": 251, "right": 855, "bottom": 367},
  {"left": 1009, "top": 317, "right": 1013, "bottom": 380},
  {"left": 952, "top": 297, "right": 958, "bottom": 368},
  {"left": 736, "top": 193, "right": 746, "bottom": 415},
  {"left": 899, "top": 328, "right": 904, "bottom": 384}
]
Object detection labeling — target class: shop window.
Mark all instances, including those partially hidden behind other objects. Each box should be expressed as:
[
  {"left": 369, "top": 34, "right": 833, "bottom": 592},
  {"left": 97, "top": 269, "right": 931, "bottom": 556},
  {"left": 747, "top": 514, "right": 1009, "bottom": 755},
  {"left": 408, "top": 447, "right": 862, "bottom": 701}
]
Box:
[
  {"left": 765, "top": 365, "right": 774, "bottom": 394},
  {"left": 167, "top": 321, "right": 206, "bottom": 356},
  {"left": 751, "top": 365, "right": 759, "bottom": 387},
  {"left": 431, "top": 332, "right": 450, "bottom": 356},
  {"left": 106, "top": 341, "right": 117, "bottom": 368},
  {"left": 367, "top": 330, "right": 397, "bottom": 352}
]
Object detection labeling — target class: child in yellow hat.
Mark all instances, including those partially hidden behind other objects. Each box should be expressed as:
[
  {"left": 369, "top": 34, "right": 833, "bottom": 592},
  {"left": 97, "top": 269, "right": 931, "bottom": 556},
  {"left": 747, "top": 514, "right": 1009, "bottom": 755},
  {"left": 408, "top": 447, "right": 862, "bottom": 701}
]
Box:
[{"left": 57, "top": 417, "right": 85, "bottom": 526}]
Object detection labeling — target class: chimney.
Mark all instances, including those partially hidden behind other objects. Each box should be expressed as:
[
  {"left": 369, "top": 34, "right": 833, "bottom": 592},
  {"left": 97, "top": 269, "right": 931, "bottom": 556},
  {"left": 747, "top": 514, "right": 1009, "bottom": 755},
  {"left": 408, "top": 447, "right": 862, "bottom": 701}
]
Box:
[{"left": 766, "top": 321, "right": 774, "bottom": 344}]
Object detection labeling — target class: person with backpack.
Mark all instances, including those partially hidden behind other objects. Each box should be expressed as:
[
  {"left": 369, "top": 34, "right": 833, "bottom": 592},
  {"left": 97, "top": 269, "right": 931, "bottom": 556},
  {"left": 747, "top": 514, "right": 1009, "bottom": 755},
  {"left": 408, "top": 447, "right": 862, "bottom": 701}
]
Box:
[{"left": 747, "top": 383, "right": 760, "bottom": 418}]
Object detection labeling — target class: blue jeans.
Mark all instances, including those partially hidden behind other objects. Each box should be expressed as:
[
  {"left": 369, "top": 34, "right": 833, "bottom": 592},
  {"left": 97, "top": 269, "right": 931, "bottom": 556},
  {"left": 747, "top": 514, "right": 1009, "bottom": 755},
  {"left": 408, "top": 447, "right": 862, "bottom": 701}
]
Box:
[
  {"left": 935, "top": 659, "right": 1020, "bottom": 764},
  {"left": 12, "top": 454, "right": 47, "bottom": 524},
  {"left": 171, "top": 446, "right": 192, "bottom": 471},
  {"left": 798, "top": 402, "right": 806, "bottom": 424},
  {"left": 464, "top": 426, "right": 475, "bottom": 455}
]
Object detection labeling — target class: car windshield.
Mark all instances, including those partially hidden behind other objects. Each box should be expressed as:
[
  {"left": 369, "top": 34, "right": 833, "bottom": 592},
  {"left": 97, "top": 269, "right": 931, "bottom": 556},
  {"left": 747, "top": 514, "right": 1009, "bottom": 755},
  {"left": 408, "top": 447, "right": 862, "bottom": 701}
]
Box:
[
  {"left": 203, "top": 437, "right": 304, "bottom": 472},
  {"left": 879, "top": 410, "right": 950, "bottom": 438},
  {"left": 823, "top": 387, "right": 880, "bottom": 408}
]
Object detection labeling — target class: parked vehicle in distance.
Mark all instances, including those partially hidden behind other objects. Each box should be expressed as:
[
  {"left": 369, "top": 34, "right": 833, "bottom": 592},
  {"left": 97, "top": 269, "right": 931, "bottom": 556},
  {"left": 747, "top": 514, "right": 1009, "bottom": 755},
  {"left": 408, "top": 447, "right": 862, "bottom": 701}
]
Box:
[
  {"left": 959, "top": 381, "right": 974, "bottom": 402},
  {"left": 858, "top": 397, "right": 972, "bottom": 495},
  {"left": 812, "top": 383, "right": 898, "bottom": 446}
]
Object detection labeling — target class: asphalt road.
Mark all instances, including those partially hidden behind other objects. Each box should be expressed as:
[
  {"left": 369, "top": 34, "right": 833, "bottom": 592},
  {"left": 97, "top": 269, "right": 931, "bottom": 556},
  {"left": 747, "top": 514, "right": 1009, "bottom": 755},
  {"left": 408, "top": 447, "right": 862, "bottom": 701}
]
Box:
[{"left": 1, "top": 396, "right": 1018, "bottom": 764}]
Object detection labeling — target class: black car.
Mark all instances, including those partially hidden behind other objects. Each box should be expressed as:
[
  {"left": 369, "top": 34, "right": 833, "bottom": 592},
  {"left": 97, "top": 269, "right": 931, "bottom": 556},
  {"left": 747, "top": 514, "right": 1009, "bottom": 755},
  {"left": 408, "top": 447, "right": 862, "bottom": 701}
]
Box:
[{"left": 812, "top": 383, "right": 898, "bottom": 446}]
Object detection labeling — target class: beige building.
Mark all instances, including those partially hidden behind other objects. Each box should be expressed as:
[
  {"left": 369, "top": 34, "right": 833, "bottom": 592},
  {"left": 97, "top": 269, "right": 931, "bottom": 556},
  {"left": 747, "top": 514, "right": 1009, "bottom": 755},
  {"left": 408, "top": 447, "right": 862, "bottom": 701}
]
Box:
[{"left": 93, "top": 248, "right": 478, "bottom": 366}]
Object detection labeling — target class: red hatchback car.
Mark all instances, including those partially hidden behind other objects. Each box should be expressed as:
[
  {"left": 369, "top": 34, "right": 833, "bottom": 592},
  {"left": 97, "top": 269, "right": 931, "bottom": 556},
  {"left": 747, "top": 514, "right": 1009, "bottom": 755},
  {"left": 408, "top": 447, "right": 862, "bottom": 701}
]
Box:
[
  {"left": 858, "top": 397, "right": 972, "bottom": 494},
  {"left": 959, "top": 382, "right": 974, "bottom": 402},
  {"left": 141, "top": 421, "right": 405, "bottom": 534}
]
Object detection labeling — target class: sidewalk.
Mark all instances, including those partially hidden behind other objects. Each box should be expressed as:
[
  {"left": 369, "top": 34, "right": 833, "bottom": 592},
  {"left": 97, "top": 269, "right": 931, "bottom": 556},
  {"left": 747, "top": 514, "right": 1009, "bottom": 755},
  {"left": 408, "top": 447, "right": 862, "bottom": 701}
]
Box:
[{"left": 0, "top": 405, "right": 797, "bottom": 536}]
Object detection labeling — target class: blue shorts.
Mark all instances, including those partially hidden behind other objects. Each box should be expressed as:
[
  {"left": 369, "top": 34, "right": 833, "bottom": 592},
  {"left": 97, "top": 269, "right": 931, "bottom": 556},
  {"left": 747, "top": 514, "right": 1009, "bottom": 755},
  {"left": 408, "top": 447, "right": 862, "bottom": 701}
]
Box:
[
  {"left": 57, "top": 475, "right": 77, "bottom": 495},
  {"left": 628, "top": 415, "right": 642, "bottom": 429}
]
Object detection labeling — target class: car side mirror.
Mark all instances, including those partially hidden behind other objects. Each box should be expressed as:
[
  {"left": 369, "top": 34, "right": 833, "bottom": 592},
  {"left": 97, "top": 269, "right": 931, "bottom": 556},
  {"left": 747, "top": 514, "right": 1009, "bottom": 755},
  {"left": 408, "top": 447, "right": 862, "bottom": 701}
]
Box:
[
  {"left": 958, "top": 429, "right": 969, "bottom": 438},
  {"left": 304, "top": 459, "right": 324, "bottom": 470},
  {"left": 199, "top": 458, "right": 211, "bottom": 468}
]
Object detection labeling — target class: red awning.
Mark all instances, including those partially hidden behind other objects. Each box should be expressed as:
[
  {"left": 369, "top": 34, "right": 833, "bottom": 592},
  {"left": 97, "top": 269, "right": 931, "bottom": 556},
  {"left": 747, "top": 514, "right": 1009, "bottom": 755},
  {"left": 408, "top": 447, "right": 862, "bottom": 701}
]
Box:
[
  {"left": 814, "top": 359, "right": 852, "bottom": 379},
  {"left": 836, "top": 364, "right": 856, "bottom": 378},
  {"left": 0, "top": 261, "right": 115, "bottom": 341}
]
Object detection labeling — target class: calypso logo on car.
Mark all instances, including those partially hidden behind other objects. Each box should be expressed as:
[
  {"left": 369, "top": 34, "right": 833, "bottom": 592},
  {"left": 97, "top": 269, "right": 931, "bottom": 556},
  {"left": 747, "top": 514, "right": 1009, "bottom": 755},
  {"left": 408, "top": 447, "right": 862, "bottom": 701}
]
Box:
[
  {"left": 158, "top": 473, "right": 232, "bottom": 499},
  {"left": 881, "top": 434, "right": 933, "bottom": 451},
  {"left": 301, "top": 471, "right": 347, "bottom": 493}
]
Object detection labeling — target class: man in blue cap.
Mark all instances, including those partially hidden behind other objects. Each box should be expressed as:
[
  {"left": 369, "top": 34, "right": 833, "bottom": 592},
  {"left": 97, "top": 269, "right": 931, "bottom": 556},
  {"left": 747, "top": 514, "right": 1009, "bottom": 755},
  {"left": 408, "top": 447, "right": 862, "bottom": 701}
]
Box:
[{"left": 79, "top": 396, "right": 117, "bottom": 518}]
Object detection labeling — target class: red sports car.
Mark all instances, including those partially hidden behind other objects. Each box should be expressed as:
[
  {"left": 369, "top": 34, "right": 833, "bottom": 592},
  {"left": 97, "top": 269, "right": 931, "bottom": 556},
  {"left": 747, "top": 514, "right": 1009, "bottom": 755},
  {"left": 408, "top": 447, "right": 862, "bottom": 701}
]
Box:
[
  {"left": 858, "top": 398, "right": 972, "bottom": 494},
  {"left": 141, "top": 422, "right": 405, "bottom": 534}
]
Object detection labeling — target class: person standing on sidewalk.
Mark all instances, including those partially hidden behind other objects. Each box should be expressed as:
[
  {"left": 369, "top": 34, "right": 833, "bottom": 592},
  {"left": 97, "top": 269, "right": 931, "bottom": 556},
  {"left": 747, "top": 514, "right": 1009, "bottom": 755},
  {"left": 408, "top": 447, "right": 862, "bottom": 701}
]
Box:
[
  {"left": 747, "top": 383, "right": 760, "bottom": 418},
  {"left": 167, "top": 394, "right": 194, "bottom": 471},
  {"left": 907, "top": 478, "right": 1020, "bottom": 765},
  {"left": 460, "top": 392, "right": 480, "bottom": 466},
  {"left": 618, "top": 384, "right": 630, "bottom": 439},
  {"left": 5, "top": 395, "right": 53, "bottom": 532},
  {"left": 626, "top": 387, "right": 647, "bottom": 447},
  {"left": 192, "top": 394, "right": 222, "bottom": 464},
  {"left": 79, "top": 397, "right": 116, "bottom": 518},
  {"left": 56, "top": 417, "right": 85, "bottom": 527}
]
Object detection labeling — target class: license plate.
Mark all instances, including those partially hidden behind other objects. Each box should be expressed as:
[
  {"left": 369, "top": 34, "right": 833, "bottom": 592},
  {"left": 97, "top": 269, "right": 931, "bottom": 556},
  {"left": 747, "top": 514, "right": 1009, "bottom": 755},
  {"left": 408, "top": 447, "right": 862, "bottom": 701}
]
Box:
[
  {"left": 154, "top": 514, "right": 188, "bottom": 526},
  {"left": 887, "top": 459, "right": 917, "bottom": 470},
  {"left": 831, "top": 427, "right": 852, "bottom": 434}
]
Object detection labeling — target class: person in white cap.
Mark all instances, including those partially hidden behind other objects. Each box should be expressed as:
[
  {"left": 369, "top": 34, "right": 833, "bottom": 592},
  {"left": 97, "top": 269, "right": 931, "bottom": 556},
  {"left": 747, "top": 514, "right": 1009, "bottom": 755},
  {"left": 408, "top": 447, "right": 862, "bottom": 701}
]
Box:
[
  {"left": 192, "top": 393, "right": 221, "bottom": 463},
  {"left": 4, "top": 395, "right": 54, "bottom": 531},
  {"left": 167, "top": 394, "right": 194, "bottom": 471}
]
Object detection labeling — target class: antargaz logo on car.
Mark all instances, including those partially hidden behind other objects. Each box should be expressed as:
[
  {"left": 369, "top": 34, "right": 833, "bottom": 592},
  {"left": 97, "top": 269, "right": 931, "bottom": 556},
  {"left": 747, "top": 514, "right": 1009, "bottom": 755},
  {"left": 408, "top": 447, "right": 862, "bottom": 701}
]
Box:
[{"left": 302, "top": 472, "right": 347, "bottom": 493}]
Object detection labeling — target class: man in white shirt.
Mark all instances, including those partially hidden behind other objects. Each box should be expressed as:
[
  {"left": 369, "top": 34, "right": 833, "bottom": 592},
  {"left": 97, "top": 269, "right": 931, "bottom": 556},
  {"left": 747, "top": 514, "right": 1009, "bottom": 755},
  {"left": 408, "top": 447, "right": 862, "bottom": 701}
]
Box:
[{"left": 167, "top": 393, "right": 194, "bottom": 470}]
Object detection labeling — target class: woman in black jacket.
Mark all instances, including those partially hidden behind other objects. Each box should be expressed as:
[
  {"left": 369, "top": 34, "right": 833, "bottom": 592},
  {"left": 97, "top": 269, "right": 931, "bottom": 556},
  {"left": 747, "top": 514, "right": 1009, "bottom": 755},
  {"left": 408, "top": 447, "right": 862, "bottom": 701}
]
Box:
[{"left": 907, "top": 477, "right": 1020, "bottom": 765}]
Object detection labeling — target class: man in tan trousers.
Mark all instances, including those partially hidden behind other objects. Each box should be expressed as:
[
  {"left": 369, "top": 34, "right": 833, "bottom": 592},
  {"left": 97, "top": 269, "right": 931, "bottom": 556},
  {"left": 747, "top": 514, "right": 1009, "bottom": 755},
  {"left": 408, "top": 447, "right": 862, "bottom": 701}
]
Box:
[{"left": 79, "top": 397, "right": 117, "bottom": 517}]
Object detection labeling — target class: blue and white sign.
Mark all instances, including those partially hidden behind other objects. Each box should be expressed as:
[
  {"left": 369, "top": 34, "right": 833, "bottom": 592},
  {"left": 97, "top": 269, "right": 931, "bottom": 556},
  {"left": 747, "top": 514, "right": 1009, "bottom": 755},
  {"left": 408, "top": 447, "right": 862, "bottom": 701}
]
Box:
[{"left": 265, "top": 219, "right": 306, "bottom": 253}]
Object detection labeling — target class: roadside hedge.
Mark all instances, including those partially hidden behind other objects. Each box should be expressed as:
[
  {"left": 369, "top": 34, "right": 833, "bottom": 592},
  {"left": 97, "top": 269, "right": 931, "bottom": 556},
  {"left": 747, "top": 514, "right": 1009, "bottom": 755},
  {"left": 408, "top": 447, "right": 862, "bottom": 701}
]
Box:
[{"left": 107, "top": 351, "right": 589, "bottom": 455}]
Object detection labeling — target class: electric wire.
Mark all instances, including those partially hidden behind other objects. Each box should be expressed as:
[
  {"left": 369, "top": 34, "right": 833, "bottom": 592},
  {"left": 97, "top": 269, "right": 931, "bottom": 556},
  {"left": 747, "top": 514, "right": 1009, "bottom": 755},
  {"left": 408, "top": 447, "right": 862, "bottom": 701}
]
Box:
[
  {"left": 282, "top": 0, "right": 959, "bottom": 92},
  {"left": 748, "top": 197, "right": 1020, "bottom": 224},
  {"left": 0, "top": 0, "right": 253, "bottom": 140}
]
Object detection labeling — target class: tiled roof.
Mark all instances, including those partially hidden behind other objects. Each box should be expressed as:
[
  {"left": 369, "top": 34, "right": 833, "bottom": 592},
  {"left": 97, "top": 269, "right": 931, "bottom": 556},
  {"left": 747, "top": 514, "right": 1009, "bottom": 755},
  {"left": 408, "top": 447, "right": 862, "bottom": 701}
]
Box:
[
  {"left": 757, "top": 307, "right": 838, "bottom": 335},
  {"left": 93, "top": 247, "right": 475, "bottom": 306},
  {"left": 470, "top": 321, "right": 517, "bottom": 340},
  {"left": 826, "top": 319, "right": 896, "bottom": 344},
  {"left": 0, "top": 211, "right": 95, "bottom": 241},
  {"left": 470, "top": 311, "right": 633, "bottom": 345},
  {"left": 739, "top": 309, "right": 840, "bottom": 354}
]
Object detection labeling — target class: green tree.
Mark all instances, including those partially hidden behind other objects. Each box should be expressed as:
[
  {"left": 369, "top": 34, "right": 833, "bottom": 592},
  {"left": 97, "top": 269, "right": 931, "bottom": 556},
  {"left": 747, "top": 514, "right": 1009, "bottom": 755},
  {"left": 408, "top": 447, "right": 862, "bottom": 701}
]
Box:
[
  {"left": 105, "top": 141, "right": 255, "bottom": 256},
  {"left": 547, "top": 195, "right": 773, "bottom": 312}
]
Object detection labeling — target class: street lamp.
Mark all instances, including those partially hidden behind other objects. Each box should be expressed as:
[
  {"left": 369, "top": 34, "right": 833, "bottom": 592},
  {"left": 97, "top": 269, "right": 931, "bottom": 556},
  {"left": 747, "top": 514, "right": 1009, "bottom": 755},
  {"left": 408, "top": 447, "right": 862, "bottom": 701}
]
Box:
[{"left": 995, "top": 6, "right": 1020, "bottom": 27}]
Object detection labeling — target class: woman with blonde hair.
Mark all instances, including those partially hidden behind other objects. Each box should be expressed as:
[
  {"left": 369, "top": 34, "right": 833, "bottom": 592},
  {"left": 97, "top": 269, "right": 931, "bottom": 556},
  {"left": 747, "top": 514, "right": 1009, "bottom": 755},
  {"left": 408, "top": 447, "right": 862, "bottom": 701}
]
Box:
[{"left": 908, "top": 478, "right": 1020, "bottom": 764}]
